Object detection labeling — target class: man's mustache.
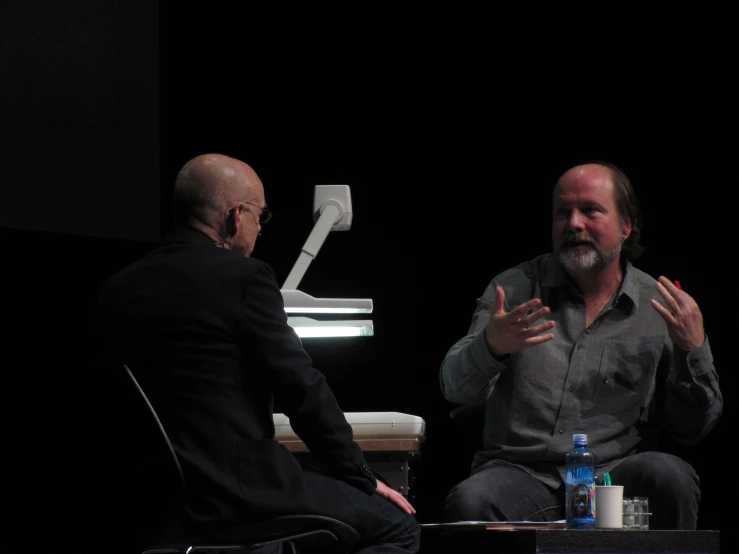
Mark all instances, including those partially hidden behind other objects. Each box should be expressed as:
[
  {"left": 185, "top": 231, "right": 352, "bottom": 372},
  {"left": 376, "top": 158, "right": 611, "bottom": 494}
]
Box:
[{"left": 561, "top": 234, "right": 596, "bottom": 249}]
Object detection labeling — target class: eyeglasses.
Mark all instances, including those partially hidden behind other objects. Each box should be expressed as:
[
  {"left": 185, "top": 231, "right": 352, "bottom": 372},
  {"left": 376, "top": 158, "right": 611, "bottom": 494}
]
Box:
[{"left": 238, "top": 201, "right": 273, "bottom": 224}]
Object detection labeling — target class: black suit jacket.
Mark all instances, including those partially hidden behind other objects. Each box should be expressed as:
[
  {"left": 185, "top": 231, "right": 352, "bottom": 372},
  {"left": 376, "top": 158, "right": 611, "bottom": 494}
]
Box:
[{"left": 93, "top": 227, "right": 376, "bottom": 529}]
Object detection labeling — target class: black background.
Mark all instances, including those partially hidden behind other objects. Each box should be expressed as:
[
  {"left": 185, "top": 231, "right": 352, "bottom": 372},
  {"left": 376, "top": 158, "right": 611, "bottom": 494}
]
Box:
[{"left": 3, "top": 4, "right": 734, "bottom": 552}]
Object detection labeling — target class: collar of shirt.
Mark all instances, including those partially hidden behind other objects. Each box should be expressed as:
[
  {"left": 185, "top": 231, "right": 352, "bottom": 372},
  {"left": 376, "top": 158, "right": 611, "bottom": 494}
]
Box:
[{"left": 539, "top": 254, "right": 640, "bottom": 314}]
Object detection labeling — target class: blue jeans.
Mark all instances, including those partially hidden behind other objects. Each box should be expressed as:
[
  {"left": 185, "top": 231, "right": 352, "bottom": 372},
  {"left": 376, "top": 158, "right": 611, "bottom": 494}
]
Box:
[
  {"left": 253, "top": 474, "right": 421, "bottom": 553},
  {"left": 281, "top": 469, "right": 421, "bottom": 553},
  {"left": 608, "top": 451, "right": 699, "bottom": 530},
  {"left": 218, "top": 466, "right": 420, "bottom": 554},
  {"left": 333, "top": 477, "right": 421, "bottom": 553},
  {"left": 443, "top": 459, "right": 563, "bottom": 522},
  {"left": 443, "top": 452, "right": 699, "bottom": 530}
]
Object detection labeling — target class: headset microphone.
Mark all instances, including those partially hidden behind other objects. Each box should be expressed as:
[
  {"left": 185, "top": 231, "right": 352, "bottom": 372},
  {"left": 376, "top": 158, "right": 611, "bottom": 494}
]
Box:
[{"left": 608, "top": 234, "right": 627, "bottom": 257}]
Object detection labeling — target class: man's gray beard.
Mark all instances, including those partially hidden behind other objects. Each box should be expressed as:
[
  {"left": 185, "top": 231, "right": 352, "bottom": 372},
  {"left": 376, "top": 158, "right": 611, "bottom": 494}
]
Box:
[{"left": 557, "top": 242, "right": 621, "bottom": 271}]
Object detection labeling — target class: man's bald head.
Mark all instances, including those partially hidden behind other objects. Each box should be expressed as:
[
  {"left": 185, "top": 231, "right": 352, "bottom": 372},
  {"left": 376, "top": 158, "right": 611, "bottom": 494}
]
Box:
[{"left": 173, "top": 153, "right": 264, "bottom": 229}]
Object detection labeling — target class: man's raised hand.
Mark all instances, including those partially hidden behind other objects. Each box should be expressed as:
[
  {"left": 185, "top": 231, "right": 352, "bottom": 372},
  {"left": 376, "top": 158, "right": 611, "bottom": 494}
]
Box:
[{"left": 484, "top": 286, "right": 556, "bottom": 357}]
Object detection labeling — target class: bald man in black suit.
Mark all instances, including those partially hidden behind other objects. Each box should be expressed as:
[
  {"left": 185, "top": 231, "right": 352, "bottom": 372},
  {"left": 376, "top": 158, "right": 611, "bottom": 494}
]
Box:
[{"left": 93, "top": 153, "right": 420, "bottom": 553}]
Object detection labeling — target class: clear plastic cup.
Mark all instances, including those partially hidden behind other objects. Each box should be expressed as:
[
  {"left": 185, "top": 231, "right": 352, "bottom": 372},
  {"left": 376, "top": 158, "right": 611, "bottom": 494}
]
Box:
[
  {"left": 622, "top": 498, "right": 636, "bottom": 529},
  {"left": 633, "top": 497, "right": 650, "bottom": 530}
]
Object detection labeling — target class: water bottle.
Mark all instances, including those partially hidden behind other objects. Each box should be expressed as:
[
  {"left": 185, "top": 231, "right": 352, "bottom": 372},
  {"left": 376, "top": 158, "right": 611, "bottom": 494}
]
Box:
[{"left": 565, "top": 433, "right": 595, "bottom": 529}]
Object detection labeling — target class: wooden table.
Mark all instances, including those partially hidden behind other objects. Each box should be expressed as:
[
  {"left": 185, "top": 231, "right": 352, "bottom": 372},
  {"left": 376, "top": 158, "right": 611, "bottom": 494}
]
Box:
[{"left": 418, "top": 525, "right": 720, "bottom": 554}]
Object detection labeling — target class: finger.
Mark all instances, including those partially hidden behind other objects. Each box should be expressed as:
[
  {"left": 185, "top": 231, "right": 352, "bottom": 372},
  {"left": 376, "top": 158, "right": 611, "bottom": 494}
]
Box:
[
  {"left": 494, "top": 286, "right": 506, "bottom": 315},
  {"left": 527, "top": 305, "right": 551, "bottom": 323},
  {"left": 525, "top": 320, "right": 556, "bottom": 335},
  {"left": 518, "top": 314, "right": 529, "bottom": 330},
  {"left": 525, "top": 333, "right": 555, "bottom": 346},
  {"left": 658, "top": 276, "right": 680, "bottom": 292},
  {"left": 655, "top": 281, "right": 681, "bottom": 313},
  {"left": 383, "top": 489, "right": 415, "bottom": 514},
  {"left": 510, "top": 298, "right": 542, "bottom": 320},
  {"left": 650, "top": 298, "right": 676, "bottom": 324},
  {"left": 395, "top": 493, "right": 416, "bottom": 514},
  {"left": 657, "top": 277, "right": 684, "bottom": 304}
]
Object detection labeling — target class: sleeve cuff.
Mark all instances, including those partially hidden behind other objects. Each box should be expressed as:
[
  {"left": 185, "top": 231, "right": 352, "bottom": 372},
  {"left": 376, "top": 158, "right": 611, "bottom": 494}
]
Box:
[
  {"left": 472, "top": 331, "right": 510, "bottom": 367},
  {"left": 684, "top": 336, "right": 714, "bottom": 377}
]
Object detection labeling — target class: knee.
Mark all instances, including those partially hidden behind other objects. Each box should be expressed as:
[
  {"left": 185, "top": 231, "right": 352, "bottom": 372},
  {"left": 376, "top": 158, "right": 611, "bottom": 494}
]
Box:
[
  {"left": 389, "top": 511, "right": 421, "bottom": 552},
  {"left": 443, "top": 480, "right": 488, "bottom": 522},
  {"left": 628, "top": 452, "right": 699, "bottom": 498}
]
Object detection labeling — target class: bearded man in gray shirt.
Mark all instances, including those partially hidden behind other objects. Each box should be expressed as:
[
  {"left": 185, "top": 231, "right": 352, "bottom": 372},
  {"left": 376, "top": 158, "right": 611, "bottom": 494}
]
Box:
[{"left": 439, "top": 161, "right": 721, "bottom": 530}]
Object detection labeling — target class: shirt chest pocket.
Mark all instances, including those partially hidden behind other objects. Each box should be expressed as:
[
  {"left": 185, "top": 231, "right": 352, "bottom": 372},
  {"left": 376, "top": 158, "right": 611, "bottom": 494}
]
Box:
[{"left": 591, "top": 339, "right": 662, "bottom": 413}]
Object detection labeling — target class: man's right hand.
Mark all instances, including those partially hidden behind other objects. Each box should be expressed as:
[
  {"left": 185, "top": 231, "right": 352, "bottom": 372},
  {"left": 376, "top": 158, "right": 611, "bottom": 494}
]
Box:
[
  {"left": 484, "top": 286, "right": 556, "bottom": 357},
  {"left": 375, "top": 480, "right": 416, "bottom": 515}
]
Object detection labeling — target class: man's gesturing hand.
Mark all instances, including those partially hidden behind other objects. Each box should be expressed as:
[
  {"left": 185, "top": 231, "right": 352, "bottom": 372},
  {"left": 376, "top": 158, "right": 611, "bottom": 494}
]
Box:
[
  {"left": 650, "top": 276, "right": 705, "bottom": 351},
  {"left": 484, "top": 286, "right": 556, "bottom": 357}
]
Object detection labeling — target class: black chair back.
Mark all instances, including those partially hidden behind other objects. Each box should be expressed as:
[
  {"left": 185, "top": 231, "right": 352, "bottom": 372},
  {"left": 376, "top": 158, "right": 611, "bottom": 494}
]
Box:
[
  {"left": 117, "top": 363, "right": 360, "bottom": 553},
  {"left": 449, "top": 402, "right": 486, "bottom": 452},
  {"left": 106, "top": 362, "right": 186, "bottom": 552}
]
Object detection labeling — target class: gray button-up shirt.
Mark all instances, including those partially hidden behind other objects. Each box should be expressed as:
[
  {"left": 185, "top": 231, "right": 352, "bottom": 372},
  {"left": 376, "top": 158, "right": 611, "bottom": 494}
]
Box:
[{"left": 440, "top": 253, "right": 722, "bottom": 489}]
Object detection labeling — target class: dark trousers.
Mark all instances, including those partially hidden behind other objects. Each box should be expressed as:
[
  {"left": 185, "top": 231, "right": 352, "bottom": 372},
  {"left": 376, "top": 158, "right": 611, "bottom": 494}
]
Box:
[
  {"left": 257, "top": 469, "right": 421, "bottom": 554},
  {"left": 609, "top": 451, "right": 699, "bottom": 530},
  {"left": 442, "top": 452, "right": 699, "bottom": 530}
]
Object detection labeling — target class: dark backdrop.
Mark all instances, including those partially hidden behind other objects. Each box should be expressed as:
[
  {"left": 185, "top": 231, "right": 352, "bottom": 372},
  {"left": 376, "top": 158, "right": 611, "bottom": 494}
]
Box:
[{"left": 4, "top": 5, "right": 734, "bottom": 552}]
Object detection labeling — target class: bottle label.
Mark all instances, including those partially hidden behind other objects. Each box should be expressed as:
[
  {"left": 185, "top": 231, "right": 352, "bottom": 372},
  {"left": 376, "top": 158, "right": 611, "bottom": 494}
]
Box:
[
  {"left": 567, "top": 482, "right": 595, "bottom": 519},
  {"left": 568, "top": 466, "right": 592, "bottom": 482}
]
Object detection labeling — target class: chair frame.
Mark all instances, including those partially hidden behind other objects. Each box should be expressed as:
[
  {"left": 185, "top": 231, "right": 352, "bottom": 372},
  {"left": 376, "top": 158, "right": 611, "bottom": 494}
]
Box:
[{"left": 123, "top": 364, "right": 360, "bottom": 554}]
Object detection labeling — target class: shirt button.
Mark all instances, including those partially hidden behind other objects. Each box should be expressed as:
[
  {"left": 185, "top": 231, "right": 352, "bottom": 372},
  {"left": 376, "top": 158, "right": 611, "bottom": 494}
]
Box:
[
  {"left": 559, "top": 428, "right": 564, "bottom": 434},
  {"left": 603, "top": 377, "right": 610, "bottom": 384},
  {"left": 568, "top": 384, "right": 575, "bottom": 392},
  {"left": 577, "top": 344, "right": 584, "bottom": 351}
]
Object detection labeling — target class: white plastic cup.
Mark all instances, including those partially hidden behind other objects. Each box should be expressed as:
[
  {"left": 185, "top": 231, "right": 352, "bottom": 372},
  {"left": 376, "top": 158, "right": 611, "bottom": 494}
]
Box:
[{"left": 595, "top": 485, "right": 624, "bottom": 529}]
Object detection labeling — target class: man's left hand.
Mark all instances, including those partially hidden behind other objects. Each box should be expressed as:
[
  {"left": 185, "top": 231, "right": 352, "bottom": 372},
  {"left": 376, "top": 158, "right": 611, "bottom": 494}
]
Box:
[{"left": 650, "top": 276, "right": 705, "bottom": 351}]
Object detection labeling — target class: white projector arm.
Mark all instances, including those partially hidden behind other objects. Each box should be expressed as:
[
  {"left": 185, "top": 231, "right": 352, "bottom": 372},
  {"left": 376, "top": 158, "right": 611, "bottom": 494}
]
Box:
[{"left": 280, "top": 185, "right": 373, "bottom": 315}]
